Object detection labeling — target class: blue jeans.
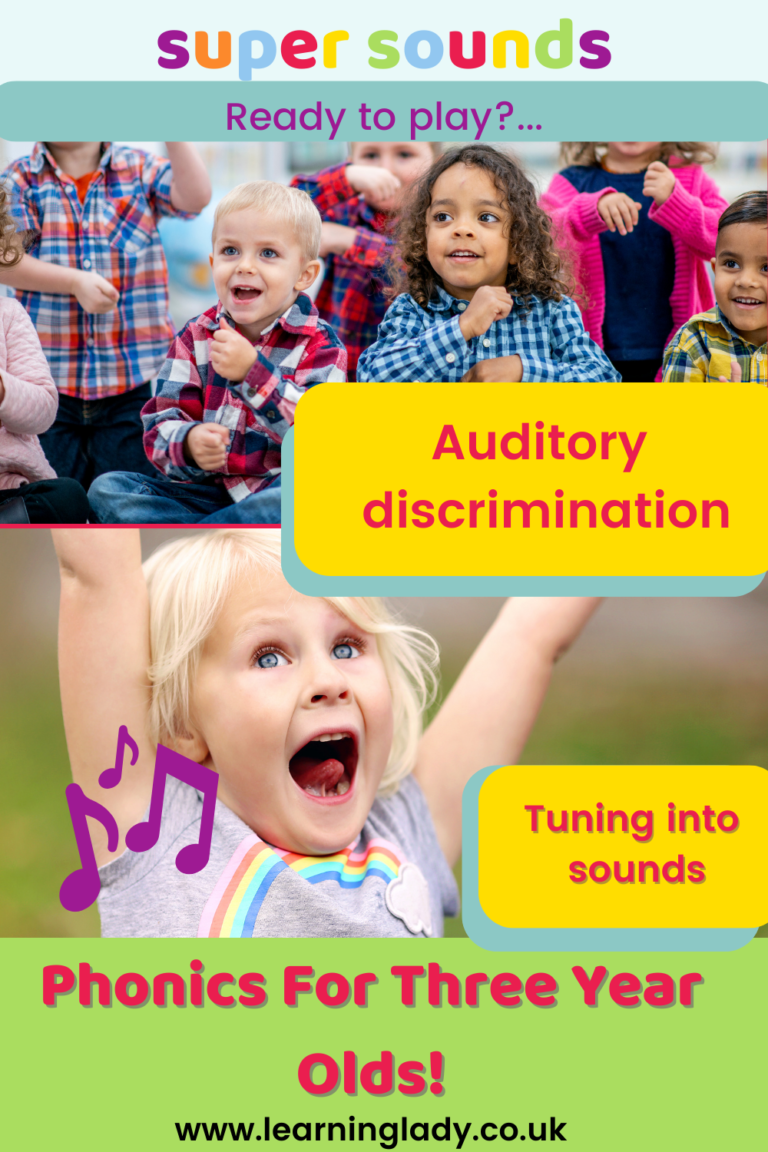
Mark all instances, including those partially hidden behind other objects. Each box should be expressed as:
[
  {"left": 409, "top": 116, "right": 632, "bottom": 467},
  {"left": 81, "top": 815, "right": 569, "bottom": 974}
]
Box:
[
  {"left": 39, "top": 384, "right": 156, "bottom": 488},
  {"left": 88, "top": 471, "right": 282, "bottom": 525}
]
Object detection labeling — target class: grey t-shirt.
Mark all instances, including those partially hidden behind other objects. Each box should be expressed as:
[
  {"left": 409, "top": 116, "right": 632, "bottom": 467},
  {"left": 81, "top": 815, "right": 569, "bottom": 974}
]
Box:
[{"left": 98, "top": 775, "right": 459, "bottom": 939}]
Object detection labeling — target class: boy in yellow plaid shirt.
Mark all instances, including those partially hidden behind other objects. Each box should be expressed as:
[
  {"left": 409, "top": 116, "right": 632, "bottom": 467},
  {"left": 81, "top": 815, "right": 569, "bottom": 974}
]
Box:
[{"left": 662, "top": 191, "right": 766, "bottom": 383}]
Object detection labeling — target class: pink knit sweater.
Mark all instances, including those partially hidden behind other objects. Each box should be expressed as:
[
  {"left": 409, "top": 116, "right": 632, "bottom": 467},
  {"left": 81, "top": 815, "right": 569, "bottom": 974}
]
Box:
[
  {"left": 540, "top": 163, "right": 728, "bottom": 353},
  {"left": 0, "top": 297, "right": 58, "bottom": 489}
]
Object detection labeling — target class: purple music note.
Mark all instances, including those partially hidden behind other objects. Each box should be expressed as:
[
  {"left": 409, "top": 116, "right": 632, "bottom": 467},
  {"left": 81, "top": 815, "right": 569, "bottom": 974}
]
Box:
[
  {"left": 125, "top": 745, "right": 218, "bottom": 874},
  {"left": 98, "top": 724, "right": 139, "bottom": 790},
  {"left": 59, "top": 784, "right": 119, "bottom": 912}
]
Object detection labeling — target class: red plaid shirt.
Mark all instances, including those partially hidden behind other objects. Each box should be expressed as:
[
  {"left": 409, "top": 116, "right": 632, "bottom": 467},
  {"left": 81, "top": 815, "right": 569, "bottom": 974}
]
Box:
[
  {"left": 291, "top": 164, "right": 392, "bottom": 380},
  {"left": 142, "top": 293, "right": 346, "bottom": 501}
]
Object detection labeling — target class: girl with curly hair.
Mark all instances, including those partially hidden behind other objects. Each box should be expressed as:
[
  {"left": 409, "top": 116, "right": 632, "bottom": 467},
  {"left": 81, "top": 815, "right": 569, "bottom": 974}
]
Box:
[
  {"left": 357, "top": 144, "right": 617, "bottom": 384},
  {"left": 540, "top": 143, "right": 728, "bottom": 382},
  {"left": 0, "top": 184, "right": 89, "bottom": 523}
]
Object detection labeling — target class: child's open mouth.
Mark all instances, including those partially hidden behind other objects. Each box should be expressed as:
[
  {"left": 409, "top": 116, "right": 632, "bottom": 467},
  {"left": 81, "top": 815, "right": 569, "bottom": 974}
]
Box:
[
  {"left": 289, "top": 733, "right": 358, "bottom": 800},
  {"left": 732, "top": 297, "right": 764, "bottom": 310},
  {"left": 233, "top": 286, "right": 261, "bottom": 302},
  {"left": 448, "top": 250, "right": 480, "bottom": 263}
]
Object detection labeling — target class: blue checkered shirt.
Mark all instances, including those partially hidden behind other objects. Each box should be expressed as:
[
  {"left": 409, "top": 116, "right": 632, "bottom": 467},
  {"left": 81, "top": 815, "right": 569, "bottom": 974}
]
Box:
[{"left": 356, "top": 285, "right": 620, "bottom": 383}]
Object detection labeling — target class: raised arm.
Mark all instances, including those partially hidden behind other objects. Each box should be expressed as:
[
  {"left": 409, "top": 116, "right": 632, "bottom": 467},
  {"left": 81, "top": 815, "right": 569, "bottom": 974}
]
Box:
[
  {"left": 230, "top": 317, "right": 348, "bottom": 416},
  {"left": 292, "top": 163, "right": 392, "bottom": 267},
  {"left": 415, "top": 597, "right": 601, "bottom": 865},
  {"left": 165, "top": 142, "right": 212, "bottom": 214},
  {"left": 320, "top": 222, "right": 390, "bottom": 268},
  {"left": 292, "top": 163, "right": 359, "bottom": 216},
  {"left": 648, "top": 169, "right": 727, "bottom": 260},
  {"left": 0, "top": 254, "right": 120, "bottom": 313},
  {"left": 540, "top": 172, "right": 618, "bottom": 244},
  {"left": 53, "top": 528, "right": 155, "bottom": 864}
]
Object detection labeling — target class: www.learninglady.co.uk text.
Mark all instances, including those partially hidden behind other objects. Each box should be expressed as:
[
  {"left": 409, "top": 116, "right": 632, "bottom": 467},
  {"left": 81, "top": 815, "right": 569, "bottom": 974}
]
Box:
[{"left": 175, "top": 1117, "right": 568, "bottom": 1145}]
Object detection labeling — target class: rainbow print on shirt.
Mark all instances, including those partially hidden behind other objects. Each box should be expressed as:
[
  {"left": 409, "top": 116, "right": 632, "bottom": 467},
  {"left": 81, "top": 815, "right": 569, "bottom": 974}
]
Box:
[{"left": 197, "top": 836, "right": 405, "bottom": 938}]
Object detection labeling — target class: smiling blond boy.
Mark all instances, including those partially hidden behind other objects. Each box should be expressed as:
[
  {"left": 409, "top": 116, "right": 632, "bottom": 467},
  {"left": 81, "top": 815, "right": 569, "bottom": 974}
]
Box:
[{"left": 88, "top": 182, "right": 346, "bottom": 525}]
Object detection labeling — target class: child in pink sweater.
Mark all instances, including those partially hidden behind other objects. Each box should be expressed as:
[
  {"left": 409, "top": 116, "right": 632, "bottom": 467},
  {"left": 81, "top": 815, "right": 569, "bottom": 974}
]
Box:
[
  {"left": 540, "top": 142, "right": 728, "bottom": 381},
  {"left": 0, "top": 187, "right": 89, "bottom": 523}
]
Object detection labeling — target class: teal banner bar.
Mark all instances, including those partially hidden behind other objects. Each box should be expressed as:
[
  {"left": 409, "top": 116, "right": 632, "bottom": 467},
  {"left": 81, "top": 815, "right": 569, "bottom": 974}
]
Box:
[{"left": 1, "top": 81, "right": 767, "bottom": 141}]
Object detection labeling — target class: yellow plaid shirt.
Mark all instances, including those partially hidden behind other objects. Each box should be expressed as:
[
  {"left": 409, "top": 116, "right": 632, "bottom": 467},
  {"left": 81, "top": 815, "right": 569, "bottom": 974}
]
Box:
[{"left": 662, "top": 306, "right": 767, "bottom": 384}]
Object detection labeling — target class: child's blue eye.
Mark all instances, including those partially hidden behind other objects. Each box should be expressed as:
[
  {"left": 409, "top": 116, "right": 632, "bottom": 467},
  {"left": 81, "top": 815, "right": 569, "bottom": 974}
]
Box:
[
  {"left": 256, "top": 650, "right": 288, "bottom": 668},
  {"left": 433, "top": 212, "right": 452, "bottom": 223},
  {"left": 261, "top": 248, "right": 278, "bottom": 259},
  {"left": 222, "top": 246, "right": 238, "bottom": 256},
  {"left": 479, "top": 213, "right": 500, "bottom": 224},
  {"left": 332, "top": 643, "right": 361, "bottom": 660}
]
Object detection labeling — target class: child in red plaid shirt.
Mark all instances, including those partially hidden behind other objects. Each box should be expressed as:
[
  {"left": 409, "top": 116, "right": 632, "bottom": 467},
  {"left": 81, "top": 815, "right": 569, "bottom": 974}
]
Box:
[
  {"left": 88, "top": 182, "right": 346, "bottom": 525},
  {"left": 292, "top": 143, "right": 437, "bottom": 379}
]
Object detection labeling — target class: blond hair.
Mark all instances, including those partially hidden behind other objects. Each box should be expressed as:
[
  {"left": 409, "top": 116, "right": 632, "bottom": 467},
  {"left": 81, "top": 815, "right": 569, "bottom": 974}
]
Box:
[
  {"left": 213, "top": 181, "right": 322, "bottom": 260},
  {"left": 559, "top": 142, "right": 718, "bottom": 168},
  {"left": 142, "top": 530, "right": 438, "bottom": 798}
]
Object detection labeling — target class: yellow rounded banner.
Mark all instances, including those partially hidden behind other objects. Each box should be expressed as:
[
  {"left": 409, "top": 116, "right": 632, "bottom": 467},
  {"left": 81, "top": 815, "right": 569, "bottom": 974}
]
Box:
[
  {"left": 294, "top": 383, "right": 768, "bottom": 577},
  {"left": 478, "top": 764, "right": 768, "bottom": 928}
]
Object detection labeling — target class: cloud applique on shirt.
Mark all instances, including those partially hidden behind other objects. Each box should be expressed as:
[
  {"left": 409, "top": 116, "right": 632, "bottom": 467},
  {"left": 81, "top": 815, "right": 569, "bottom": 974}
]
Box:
[{"left": 385, "top": 861, "right": 433, "bottom": 936}]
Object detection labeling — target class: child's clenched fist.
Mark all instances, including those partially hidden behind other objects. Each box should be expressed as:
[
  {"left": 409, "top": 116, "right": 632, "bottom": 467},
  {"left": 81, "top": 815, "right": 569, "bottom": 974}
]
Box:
[
  {"left": 185, "top": 423, "right": 230, "bottom": 471},
  {"left": 210, "top": 325, "right": 258, "bottom": 382},
  {"left": 346, "top": 164, "right": 401, "bottom": 205},
  {"left": 642, "top": 161, "right": 676, "bottom": 206},
  {"left": 72, "top": 271, "right": 120, "bottom": 314},
  {"left": 459, "top": 285, "right": 513, "bottom": 341}
]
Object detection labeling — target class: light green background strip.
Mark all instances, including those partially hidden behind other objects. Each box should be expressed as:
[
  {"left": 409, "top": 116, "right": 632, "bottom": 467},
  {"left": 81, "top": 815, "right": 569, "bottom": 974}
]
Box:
[
  {"left": 1, "top": 81, "right": 767, "bottom": 139},
  {"left": 2, "top": 938, "right": 765, "bottom": 1151}
]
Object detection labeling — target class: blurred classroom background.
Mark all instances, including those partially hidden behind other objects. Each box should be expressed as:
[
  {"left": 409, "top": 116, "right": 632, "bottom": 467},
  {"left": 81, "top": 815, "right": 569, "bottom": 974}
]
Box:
[
  {"left": 0, "top": 529, "right": 766, "bottom": 938},
  {"left": 2, "top": 140, "right": 765, "bottom": 329}
]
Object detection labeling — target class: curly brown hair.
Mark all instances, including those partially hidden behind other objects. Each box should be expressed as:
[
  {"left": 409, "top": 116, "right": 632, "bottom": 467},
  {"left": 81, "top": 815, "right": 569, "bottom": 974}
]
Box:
[
  {"left": 388, "top": 144, "right": 570, "bottom": 309},
  {"left": 0, "top": 184, "right": 23, "bottom": 269},
  {"left": 559, "top": 142, "right": 718, "bottom": 168}
]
